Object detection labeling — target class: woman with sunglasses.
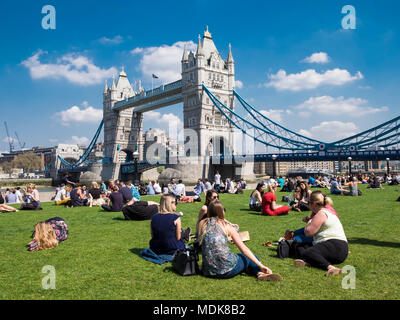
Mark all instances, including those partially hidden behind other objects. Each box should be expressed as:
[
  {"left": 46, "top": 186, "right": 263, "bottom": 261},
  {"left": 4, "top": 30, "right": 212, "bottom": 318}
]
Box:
[
  {"left": 196, "top": 190, "right": 238, "bottom": 237},
  {"left": 149, "top": 194, "right": 190, "bottom": 256}
]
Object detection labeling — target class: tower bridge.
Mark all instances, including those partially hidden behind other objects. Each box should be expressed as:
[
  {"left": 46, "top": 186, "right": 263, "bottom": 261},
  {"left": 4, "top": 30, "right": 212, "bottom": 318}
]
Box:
[{"left": 55, "top": 27, "right": 400, "bottom": 183}]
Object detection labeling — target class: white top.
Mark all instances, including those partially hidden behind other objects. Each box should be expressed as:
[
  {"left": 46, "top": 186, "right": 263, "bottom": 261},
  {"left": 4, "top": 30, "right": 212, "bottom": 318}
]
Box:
[
  {"left": 15, "top": 190, "right": 22, "bottom": 203},
  {"left": 313, "top": 208, "right": 347, "bottom": 245},
  {"left": 205, "top": 181, "right": 212, "bottom": 191},
  {"left": 54, "top": 189, "right": 67, "bottom": 202},
  {"left": 153, "top": 183, "right": 161, "bottom": 193},
  {"left": 215, "top": 174, "right": 221, "bottom": 184},
  {"left": 174, "top": 183, "right": 186, "bottom": 197}
]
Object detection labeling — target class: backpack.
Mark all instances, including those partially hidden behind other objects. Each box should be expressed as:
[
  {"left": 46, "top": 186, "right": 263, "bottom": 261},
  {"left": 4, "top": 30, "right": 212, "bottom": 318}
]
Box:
[{"left": 277, "top": 239, "right": 297, "bottom": 259}]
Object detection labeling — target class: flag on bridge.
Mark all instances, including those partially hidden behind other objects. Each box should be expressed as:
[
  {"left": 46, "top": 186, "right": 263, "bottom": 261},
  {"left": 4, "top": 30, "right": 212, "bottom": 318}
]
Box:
[{"left": 152, "top": 74, "right": 159, "bottom": 79}]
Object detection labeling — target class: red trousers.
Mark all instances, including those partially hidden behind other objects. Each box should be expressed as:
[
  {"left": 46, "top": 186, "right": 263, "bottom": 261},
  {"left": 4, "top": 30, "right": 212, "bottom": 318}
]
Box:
[{"left": 263, "top": 206, "right": 291, "bottom": 216}]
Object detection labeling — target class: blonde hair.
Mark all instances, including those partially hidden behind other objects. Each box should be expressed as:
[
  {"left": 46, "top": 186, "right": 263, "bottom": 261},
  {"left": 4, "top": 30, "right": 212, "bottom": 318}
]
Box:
[
  {"left": 198, "top": 201, "right": 230, "bottom": 245},
  {"left": 159, "top": 194, "right": 176, "bottom": 213},
  {"left": 309, "top": 191, "right": 333, "bottom": 207},
  {"left": 64, "top": 185, "right": 72, "bottom": 193},
  {"left": 266, "top": 182, "right": 276, "bottom": 193},
  {"left": 91, "top": 181, "right": 99, "bottom": 189},
  {"left": 34, "top": 222, "right": 58, "bottom": 250}
]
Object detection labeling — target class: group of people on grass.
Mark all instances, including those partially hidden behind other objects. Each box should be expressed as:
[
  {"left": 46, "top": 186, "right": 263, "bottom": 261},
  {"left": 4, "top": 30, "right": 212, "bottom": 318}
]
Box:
[
  {"left": 4, "top": 169, "right": 398, "bottom": 283},
  {"left": 0, "top": 183, "right": 42, "bottom": 212}
]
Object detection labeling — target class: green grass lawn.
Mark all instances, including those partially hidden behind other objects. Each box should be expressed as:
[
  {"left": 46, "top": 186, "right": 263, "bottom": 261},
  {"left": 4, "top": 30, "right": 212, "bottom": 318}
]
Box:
[{"left": 1, "top": 184, "right": 400, "bottom": 300}]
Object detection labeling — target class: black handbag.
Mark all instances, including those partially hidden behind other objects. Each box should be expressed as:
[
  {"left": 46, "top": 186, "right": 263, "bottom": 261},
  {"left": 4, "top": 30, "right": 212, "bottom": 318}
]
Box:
[
  {"left": 277, "top": 239, "right": 297, "bottom": 259},
  {"left": 172, "top": 248, "right": 200, "bottom": 276}
]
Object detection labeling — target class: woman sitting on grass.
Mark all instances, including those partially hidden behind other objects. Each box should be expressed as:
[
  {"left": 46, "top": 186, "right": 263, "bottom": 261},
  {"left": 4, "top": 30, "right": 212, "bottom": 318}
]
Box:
[
  {"left": 262, "top": 180, "right": 291, "bottom": 216},
  {"left": 27, "top": 217, "right": 69, "bottom": 251},
  {"left": 291, "top": 182, "right": 312, "bottom": 212},
  {"left": 198, "top": 201, "right": 282, "bottom": 281},
  {"left": 284, "top": 192, "right": 338, "bottom": 244},
  {"left": 149, "top": 194, "right": 190, "bottom": 256},
  {"left": 21, "top": 184, "right": 42, "bottom": 210},
  {"left": 54, "top": 185, "right": 72, "bottom": 205},
  {"left": 249, "top": 183, "right": 264, "bottom": 212},
  {"left": 293, "top": 191, "right": 348, "bottom": 276},
  {"left": 196, "top": 190, "right": 239, "bottom": 237},
  {"left": 101, "top": 185, "right": 124, "bottom": 212}
]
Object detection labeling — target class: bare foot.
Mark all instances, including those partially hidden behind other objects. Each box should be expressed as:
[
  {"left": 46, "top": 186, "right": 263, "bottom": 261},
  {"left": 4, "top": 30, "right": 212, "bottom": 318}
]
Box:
[
  {"left": 257, "top": 272, "right": 283, "bottom": 282},
  {"left": 294, "top": 259, "right": 310, "bottom": 268},
  {"left": 325, "top": 267, "right": 342, "bottom": 277}
]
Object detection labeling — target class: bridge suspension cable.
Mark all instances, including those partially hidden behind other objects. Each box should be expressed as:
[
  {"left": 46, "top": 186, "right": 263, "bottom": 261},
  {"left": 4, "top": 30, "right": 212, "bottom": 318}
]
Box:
[
  {"left": 57, "top": 120, "right": 105, "bottom": 168},
  {"left": 203, "top": 84, "right": 320, "bottom": 151}
]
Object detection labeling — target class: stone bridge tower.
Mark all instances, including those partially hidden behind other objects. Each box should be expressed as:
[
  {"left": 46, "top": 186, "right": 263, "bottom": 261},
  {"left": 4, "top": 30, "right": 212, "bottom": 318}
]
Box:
[
  {"left": 181, "top": 27, "right": 235, "bottom": 159},
  {"left": 102, "top": 70, "right": 144, "bottom": 180}
]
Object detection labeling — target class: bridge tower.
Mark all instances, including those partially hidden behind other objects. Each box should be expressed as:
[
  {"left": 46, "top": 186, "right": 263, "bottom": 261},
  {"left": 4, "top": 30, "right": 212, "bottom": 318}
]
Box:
[
  {"left": 180, "top": 27, "right": 254, "bottom": 180},
  {"left": 102, "top": 69, "right": 144, "bottom": 180}
]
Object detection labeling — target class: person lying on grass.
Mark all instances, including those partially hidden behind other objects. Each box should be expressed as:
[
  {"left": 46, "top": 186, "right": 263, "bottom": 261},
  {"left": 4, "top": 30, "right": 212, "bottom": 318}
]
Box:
[
  {"left": 149, "top": 194, "right": 191, "bottom": 256},
  {"left": 0, "top": 203, "right": 18, "bottom": 212},
  {"left": 196, "top": 190, "right": 239, "bottom": 237},
  {"left": 27, "top": 217, "right": 68, "bottom": 251},
  {"left": 293, "top": 191, "right": 348, "bottom": 276},
  {"left": 198, "top": 200, "right": 282, "bottom": 281}
]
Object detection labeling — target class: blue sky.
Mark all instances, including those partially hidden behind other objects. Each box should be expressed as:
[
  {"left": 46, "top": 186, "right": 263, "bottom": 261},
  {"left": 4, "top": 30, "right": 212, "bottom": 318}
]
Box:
[{"left": 0, "top": 0, "right": 399, "bottom": 153}]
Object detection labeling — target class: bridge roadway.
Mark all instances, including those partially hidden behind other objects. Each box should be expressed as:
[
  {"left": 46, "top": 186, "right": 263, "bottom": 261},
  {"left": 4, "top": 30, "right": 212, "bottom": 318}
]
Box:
[
  {"left": 118, "top": 149, "right": 400, "bottom": 174},
  {"left": 113, "top": 80, "right": 183, "bottom": 113}
]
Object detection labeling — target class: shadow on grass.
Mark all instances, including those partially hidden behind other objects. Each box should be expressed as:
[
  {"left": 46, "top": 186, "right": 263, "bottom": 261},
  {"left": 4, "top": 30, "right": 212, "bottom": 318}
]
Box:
[
  {"left": 129, "top": 248, "right": 143, "bottom": 256},
  {"left": 348, "top": 238, "right": 400, "bottom": 248},
  {"left": 112, "top": 217, "right": 126, "bottom": 221},
  {"left": 240, "top": 209, "right": 263, "bottom": 216}
]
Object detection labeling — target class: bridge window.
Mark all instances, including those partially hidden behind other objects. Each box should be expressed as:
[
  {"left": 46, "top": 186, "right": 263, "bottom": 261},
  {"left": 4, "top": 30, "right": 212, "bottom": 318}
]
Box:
[
  {"left": 120, "top": 135, "right": 124, "bottom": 140},
  {"left": 217, "top": 63, "right": 219, "bottom": 69},
  {"left": 125, "top": 119, "right": 130, "bottom": 127},
  {"left": 208, "top": 73, "right": 211, "bottom": 80},
  {"left": 213, "top": 74, "right": 215, "bottom": 80},
  {"left": 212, "top": 62, "right": 215, "bottom": 68}
]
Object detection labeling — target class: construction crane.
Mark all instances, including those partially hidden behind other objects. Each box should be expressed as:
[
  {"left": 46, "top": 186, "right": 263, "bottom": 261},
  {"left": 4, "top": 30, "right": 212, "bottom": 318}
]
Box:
[
  {"left": 14, "top": 131, "right": 26, "bottom": 149},
  {"left": 3, "top": 121, "right": 14, "bottom": 153}
]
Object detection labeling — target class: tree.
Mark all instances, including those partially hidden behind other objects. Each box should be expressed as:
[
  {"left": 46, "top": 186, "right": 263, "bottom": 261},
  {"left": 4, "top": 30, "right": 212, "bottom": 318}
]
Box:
[
  {"left": 0, "top": 160, "right": 13, "bottom": 174},
  {"left": 11, "top": 152, "right": 42, "bottom": 173}
]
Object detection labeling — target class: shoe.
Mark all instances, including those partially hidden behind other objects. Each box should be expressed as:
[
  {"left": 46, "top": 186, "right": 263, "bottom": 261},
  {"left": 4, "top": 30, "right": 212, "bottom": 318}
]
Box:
[
  {"left": 182, "top": 227, "right": 191, "bottom": 242},
  {"left": 294, "top": 259, "right": 310, "bottom": 268},
  {"left": 257, "top": 273, "right": 283, "bottom": 282},
  {"left": 325, "top": 268, "right": 342, "bottom": 277},
  {"left": 262, "top": 241, "right": 274, "bottom": 247}
]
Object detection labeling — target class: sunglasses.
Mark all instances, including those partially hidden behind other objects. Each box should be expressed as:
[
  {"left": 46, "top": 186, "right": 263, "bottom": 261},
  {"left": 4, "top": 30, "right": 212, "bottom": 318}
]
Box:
[{"left": 212, "top": 196, "right": 219, "bottom": 199}]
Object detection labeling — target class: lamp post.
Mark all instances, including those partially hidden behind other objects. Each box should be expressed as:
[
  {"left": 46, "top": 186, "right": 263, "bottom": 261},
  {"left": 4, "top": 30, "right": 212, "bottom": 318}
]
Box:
[
  {"left": 271, "top": 154, "right": 277, "bottom": 179},
  {"left": 133, "top": 148, "right": 139, "bottom": 185},
  {"left": 386, "top": 158, "right": 390, "bottom": 176},
  {"left": 347, "top": 157, "right": 352, "bottom": 176}
]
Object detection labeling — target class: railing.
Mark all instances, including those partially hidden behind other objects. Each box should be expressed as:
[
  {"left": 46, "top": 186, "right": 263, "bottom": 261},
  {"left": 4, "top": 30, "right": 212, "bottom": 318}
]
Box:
[{"left": 113, "top": 79, "right": 182, "bottom": 110}]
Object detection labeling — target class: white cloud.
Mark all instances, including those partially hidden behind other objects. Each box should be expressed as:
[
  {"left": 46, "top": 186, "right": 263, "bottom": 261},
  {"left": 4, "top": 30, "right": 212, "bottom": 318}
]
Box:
[
  {"left": 21, "top": 50, "right": 118, "bottom": 86},
  {"left": 265, "top": 68, "right": 363, "bottom": 91},
  {"left": 98, "top": 35, "right": 124, "bottom": 45},
  {"left": 69, "top": 136, "right": 90, "bottom": 146},
  {"left": 301, "top": 52, "right": 330, "bottom": 64},
  {"left": 2, "top": 137, "right": 18, "bottom": 144},
  {"left": 295, "top": 96, "right": 388, "bottom": 117},
  {"left": 53, "top": 102, "right": 103, "bottom": 126},
  {"left": 235, "top": 80, "right": 243, "bottom": 89},
  {"left": 143, "top": 111, "right": 183, "bottom": 132},
  {"left": 131, "top": 41, "right": 197, "bottom": 83},
  {"left": 259, "top": 109, "right": 291, "bottom": 124},
  {"left": 299, "top": 121, "right": 359, "bottom": 142}
]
